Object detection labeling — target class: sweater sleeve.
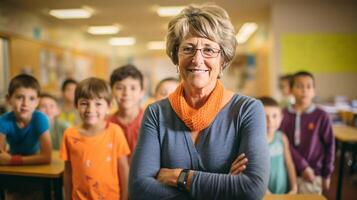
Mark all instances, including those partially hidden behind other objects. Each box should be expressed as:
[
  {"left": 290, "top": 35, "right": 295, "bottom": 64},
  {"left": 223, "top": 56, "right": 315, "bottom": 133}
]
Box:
[
  {"left": 190, "top": 100, "right": 270, "bottom": 200},
  {"left": 129, "top": 105, "right": 189, "bottom": 200},
  {"left": 289, "top": 144, "right": 309, "bottom": 174},
  {"left": 280, "top": 110, "right": 309, "bottom": 175},
  {"left": 320, "top": 112, "right": 335, "bottom": 178}
]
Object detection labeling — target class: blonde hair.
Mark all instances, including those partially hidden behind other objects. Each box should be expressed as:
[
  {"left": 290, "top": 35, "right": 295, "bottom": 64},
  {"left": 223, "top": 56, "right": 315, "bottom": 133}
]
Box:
[
  {"left": 74, "top": 77, "right": 112, "bottom": 106},
  {"left": 166, "top": 4, "right": 237, "bottom": 69}
]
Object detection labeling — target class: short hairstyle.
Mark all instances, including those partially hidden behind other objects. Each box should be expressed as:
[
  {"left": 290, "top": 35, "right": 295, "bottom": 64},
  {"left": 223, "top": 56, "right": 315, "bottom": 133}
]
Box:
[
  {"left": 166, "top": 4, "right": 237, "bottom": 70},
  {"left": 61, "top": 78, "right": 78, "bottom": 92},
  {"left": 74, "top": 77, "right": 111, "bottom": 106},
  {"left": 155, "top": 77, "right": 179, "bottom": 94},
  {"left": 40, "top": 93, "right": 59, "bottom": 103},
  {"left": 258, "top": 96, "right": 279, "bottom": 107},
  {"left": 110, "top": 64, "right": 143, "bottom": 89},
  {"left": 279, "top": 74, "right": 293, "bottom": 89},
  {"left": 8, "top": 74, "right": 41, "bottom": 97},
  {"left": 290, "top": 71, "right": 315, "bottom": 88}
]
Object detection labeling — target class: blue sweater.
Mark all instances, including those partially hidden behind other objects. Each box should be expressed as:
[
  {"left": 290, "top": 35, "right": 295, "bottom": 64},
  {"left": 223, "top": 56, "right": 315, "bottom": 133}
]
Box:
[{"left": 129, "top": 94, "right": 269, "bottom": 200}]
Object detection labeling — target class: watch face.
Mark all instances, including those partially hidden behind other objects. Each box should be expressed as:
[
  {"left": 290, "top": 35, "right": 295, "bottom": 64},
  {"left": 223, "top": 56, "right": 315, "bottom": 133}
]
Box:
[
  {"left": 177, "top": 169, "right": 189, "bottom": 190},
  {"left": 178, "top": 171, "right": 186, "bottom": 183}
]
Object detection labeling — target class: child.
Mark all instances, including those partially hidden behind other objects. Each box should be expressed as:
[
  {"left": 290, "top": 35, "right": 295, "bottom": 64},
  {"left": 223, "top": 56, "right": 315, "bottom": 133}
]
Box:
[
  {"left": 0, "top": 74, "right": 52, "bottom": 165},
  {"left": 258, "top": 96, "right": 297, "bottom": 194},
  {"left": 60, "top": 77, "right": 130, "bottom": 200},
  {"left": 279, "top": 71, "right": 335, "bottom": 194},
  {"left": 59, "top": 78, "right": 80, "bottom": 126},
  {"left": 108, "top": 64, "right": 145, "bottom": 161},
  {"left": 38, "top": 93, "right": 69, "bottom": 150},
  {"left": 154, "top": 77, "right": 179, "bottom": 101},
  {"left": 279, "top": 74, "right": 295, "bottom": 108}
]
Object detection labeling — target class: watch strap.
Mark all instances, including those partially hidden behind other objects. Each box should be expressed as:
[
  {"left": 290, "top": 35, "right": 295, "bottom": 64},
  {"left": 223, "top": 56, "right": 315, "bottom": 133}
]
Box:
[{"left": 177, "top": 169, "right": 190, "bottom": 191}]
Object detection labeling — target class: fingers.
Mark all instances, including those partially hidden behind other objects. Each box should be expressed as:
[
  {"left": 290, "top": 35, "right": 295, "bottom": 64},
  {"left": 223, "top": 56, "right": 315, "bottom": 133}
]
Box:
[
  {"left": 230, "top": 164, "right": 246, "bottom": 175},
  {"left": 304, "top": 174, "right": 315, "bottom": 183},
  {"left": 231, "top": 153, "right": 245, "bottom": 166},
  {"left": 230, "top": 157, "right": 248, "bottom": 174}
]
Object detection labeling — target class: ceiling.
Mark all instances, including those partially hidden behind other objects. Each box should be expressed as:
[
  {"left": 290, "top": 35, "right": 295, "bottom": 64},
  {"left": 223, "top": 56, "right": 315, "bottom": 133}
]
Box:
[{"left": 2, "top": 0, "right": 344, "bottom": 57}]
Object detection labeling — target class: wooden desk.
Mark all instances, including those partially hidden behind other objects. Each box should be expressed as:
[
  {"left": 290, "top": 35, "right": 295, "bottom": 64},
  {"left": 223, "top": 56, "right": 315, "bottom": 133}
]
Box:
[
  {"left": 333, "top": 125, "right": 357, "bottom": 200},
  {"left": 264, "top": 194, "right": 326, "bottom": 200},
  {"left": 0, "top": 151, "right": 64, "bottom": 200}
]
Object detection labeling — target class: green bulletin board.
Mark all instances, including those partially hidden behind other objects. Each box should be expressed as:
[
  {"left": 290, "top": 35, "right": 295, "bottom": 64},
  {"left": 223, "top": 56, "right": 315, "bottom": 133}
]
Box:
[{"left": 281, "top": 34, "right": 357, "bottom": 73}]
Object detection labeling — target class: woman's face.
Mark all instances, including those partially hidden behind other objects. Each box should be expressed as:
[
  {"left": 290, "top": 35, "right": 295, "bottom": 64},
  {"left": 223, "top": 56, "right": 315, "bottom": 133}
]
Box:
[{"left": 177, "top": 36, "right": 222, "bottom": 91}]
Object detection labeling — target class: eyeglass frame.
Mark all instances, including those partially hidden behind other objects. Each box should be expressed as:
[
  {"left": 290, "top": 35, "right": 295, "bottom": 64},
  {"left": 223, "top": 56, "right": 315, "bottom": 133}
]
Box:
[{"left": 177, "top": 46, "right": 222, "bottom": 58}]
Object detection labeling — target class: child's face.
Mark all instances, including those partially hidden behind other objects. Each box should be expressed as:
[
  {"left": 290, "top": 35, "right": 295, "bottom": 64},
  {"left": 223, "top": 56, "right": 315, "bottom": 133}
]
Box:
[
  {"left": 77, "top": 98, "right": 109, "bottom": 127},
  {"left": 63, "top": 83, "right": 77, "bottom": 103},
  {"left": 264, "top": 106, "right": 282, "bottom": 135},
  {"left": 38, "top": 97, "right": 59, "bottom": 120},
  {"left": 112, "top": 77, "right": 144, "bottom": 110},
  {"left": 155, "top": 81, "right": 178, "bottom": 100},
  {"left": 7, "top": 87, "right": 39, "bottom": 122},
  {"left": 280, "top": 79, "right": 291, "bottom": 96},
  {"left": 292, "top": 76, "right": 315, "bottom": 105}
]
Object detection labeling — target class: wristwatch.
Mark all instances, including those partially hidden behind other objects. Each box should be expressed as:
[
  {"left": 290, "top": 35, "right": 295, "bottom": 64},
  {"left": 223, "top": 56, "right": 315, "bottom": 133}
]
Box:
[{"left": 177, "top": 169, "right": 190, "bottom": 191}]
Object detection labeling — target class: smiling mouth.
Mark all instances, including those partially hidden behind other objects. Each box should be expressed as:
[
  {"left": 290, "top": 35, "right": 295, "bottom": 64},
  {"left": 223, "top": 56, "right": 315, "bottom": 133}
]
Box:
[{"left": 187, "top": 69, "right": 209, "bottom": 72}]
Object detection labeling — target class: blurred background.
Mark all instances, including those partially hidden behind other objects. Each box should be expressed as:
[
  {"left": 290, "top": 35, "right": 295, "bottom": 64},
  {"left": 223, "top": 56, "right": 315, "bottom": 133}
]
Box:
[
  {"left": 0, "top": 1, "right": 357, "bottom": 199},
  {"left": 1, "top": 0, "right": 356, "bottom": 102}
]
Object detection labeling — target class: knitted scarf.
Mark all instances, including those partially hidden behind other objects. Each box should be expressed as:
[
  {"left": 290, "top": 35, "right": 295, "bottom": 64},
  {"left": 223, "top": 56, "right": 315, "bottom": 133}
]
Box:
[{"left": 168, "top": 81, "right": 224, "bottom": 132}]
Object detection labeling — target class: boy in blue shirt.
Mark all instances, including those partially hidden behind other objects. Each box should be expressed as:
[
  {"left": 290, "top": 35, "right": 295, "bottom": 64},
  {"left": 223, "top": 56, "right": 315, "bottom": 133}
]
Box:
[{"left": 0, "top": 74, "right": 52, "bottom": 165}]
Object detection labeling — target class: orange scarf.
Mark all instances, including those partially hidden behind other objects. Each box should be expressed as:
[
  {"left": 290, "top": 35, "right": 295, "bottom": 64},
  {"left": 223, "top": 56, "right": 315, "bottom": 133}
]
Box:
[{"left": 168, "top": 81, "right": 225, "bottom": 132}]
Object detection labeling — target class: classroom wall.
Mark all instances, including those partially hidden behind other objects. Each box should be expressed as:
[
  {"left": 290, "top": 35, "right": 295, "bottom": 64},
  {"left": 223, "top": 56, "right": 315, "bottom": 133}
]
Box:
[
  {"left": 0, "top": 2, "right": 110, "bottom": 95},
  {"left": 0, "top": 2, "right": 50, "bottom": 41},
  {"left": 271, "top": 2, "right": 357, "bottom": 102},
  {"left": 0, "top": 1, "right": 112, "bottom": 56},
  {"left": 8, "top": 36, "right": 109, "bottom": 95}
]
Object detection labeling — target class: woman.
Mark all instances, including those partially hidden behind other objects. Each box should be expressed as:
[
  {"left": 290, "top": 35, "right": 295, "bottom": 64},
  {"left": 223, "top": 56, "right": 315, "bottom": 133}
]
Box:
[{"left": 129, "top": 4, "right": 269, "bottom": 200}]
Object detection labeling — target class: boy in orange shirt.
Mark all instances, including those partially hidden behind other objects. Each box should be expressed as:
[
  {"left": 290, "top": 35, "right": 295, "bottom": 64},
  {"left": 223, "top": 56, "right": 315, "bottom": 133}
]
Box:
[
  {"left": 108, "top": 64, "right": 145, "bottom": 162},
  {"left": 60, "top": 77, "right": 130, "bottom": 200}
]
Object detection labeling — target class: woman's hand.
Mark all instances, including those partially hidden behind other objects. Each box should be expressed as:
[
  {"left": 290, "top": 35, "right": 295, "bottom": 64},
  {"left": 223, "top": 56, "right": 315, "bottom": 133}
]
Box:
[
  {"left": 0, "top": 150, "right": 11, "bottom": 165},
  {"left": 156, "top": 168, "right": 182, "bottom": 187},
  {"left": 229, "top": 153, "right": 248, "bottom": 175},
  {"left": 301, "top": 166, "right": 315, "bottom": 183}
]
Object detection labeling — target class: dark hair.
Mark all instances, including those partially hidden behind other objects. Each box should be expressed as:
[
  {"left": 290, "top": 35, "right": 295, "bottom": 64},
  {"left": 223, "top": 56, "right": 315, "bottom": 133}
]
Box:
[
  {"left": 258, "top": 96, "right": 279, "bottom": 107},
  {"left": 40, "top": 93, "right": 59, "bottom": 103},
  {"left": 110, "top": 64, "right": 143, "bottom": 89},
  {"left": 61, "top": 78, "right": 78, "bottom": 92},
  {"left": 155, "top": 77, "right": 179, "bottom": 94},
  {"left": 279, "top": 74, "right": 293, "bottom": 88},
  {"left": 74, "top": 77, "right": 111, "bottom": 106},
  {"left": 8, "top": 74, "right": 41, "bottom": 97},
  {"left": 290, "top": 71, "right": 315, "bottom": 88}
]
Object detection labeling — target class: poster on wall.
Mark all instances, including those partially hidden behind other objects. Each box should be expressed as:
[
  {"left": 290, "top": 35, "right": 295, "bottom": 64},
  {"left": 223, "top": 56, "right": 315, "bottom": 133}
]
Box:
[
  {"left": 0, "top": 38, "right": 10, "bottom": 104},
  {"left": 39, "top": 49, "right": 60, "bottom": 85},
  {"left": 39, "top": 49, "right": 49, "bottom": 84},
  {"left": 74, "top": 56, "right": 91, "bottom": 81}
]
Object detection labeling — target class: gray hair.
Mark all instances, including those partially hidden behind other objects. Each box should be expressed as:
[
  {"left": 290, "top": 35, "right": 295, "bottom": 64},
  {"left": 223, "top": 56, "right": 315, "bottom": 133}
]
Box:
[{"left": 166, "top": 4, "right": 237, "bottom": 69}]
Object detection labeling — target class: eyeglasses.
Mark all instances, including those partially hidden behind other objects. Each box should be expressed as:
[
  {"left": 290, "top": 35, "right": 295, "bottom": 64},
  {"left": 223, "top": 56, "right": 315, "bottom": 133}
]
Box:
[{"left": 178, "top": 46, "right": 221, "bottom": 58}]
